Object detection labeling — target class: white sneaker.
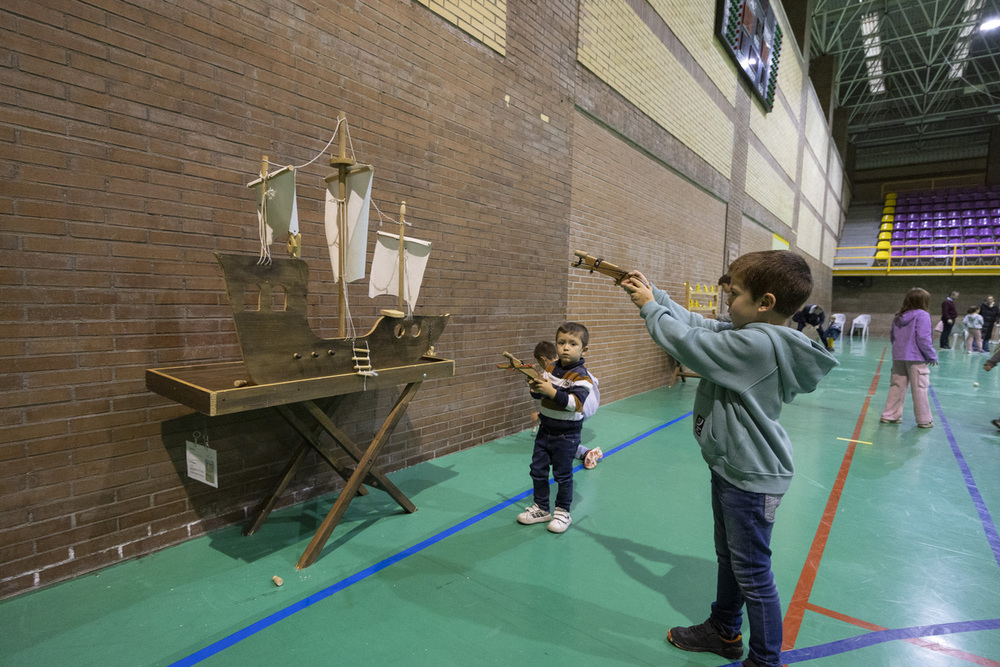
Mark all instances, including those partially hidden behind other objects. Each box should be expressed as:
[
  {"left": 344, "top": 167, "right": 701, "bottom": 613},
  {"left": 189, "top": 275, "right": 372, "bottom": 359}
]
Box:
[
  {"left": 583, "top": 447, "right": 603, "bottom": 469},
  {"left": 517, "top": 504, "right": 551, "bottom": 525},
  {"left": 547, "top": 508, "right": 572, "bottom": 533}
]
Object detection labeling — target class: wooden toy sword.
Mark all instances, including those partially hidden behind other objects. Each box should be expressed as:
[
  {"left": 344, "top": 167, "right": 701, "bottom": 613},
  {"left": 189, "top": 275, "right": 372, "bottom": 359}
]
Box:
[{"left": 571, "top": 250, "right": 629, "bottom": 285}]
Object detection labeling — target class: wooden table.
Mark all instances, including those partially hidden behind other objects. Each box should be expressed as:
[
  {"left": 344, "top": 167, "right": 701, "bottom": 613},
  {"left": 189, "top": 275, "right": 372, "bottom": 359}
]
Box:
[{"left": 146, "top": 355, "right": 454, "bottom": 569}]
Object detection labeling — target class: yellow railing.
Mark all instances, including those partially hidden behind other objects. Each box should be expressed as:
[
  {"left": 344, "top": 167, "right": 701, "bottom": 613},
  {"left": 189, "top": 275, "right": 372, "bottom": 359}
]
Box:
[
  {"left": 833, "top": 240, "right": 1000, "bottom": 276},
  {"left": 879, "top": 177, "right": 984, "bottom": 200}
]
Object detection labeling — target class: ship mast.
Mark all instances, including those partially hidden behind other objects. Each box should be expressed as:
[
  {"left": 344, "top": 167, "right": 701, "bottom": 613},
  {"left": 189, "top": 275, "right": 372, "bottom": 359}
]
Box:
[
  {"left": 326, "top": 111, "right": 355, "bottom": 338},
  {"left": 398, "top": 201, "right": 406, "bottom": 314}
]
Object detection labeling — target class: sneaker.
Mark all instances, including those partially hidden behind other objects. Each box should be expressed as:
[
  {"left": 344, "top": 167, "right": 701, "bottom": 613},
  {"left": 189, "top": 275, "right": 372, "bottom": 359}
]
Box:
[
  {"left": 517, "top": 504, "right": 551, "bottom": 525},
  {"left": 918, "top": 422, "right": 933, "bottom": 429},
  {"left": 667, "top": 618, "right": 744, "bottom": 660},
  {"left": 547, "top": 508, "right": 572, "bottom": 533},
  {"left": 583, "top": 447, "right": 603, "bottom": 469},
  {"left": 880, "top": 417, "right": 902, "bottom": 424}
]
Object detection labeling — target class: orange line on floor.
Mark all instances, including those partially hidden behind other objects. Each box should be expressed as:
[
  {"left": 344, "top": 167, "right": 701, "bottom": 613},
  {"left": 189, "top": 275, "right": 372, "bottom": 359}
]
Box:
[{"left": 782, "top": 347, "right": 887, "bottom": 651}]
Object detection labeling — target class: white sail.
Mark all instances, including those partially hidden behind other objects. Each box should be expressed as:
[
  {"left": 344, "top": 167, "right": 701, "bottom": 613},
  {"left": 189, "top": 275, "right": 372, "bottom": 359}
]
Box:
[
  {"left": 249, "top": 166, "right": 299, "bottom": 245},
  {"left": 325, "top": 166, "right": 373, "bottom": 283},
  {"left": 369, "top": 230, "right": 431, "bottom": 316}
]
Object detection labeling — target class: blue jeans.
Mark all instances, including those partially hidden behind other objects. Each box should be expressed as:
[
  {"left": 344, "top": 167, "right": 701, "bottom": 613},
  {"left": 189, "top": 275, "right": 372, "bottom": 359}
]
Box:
[
  {"left": 529, "top": 429, "right": 579, "bottom": 512},
  {"left": 709, "top": 471, "right": 784, "bottom": 667}
]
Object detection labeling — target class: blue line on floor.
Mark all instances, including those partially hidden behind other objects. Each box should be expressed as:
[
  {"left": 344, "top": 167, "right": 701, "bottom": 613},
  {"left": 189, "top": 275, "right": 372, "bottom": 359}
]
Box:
[
  {"left": 931, "top": 387, "right": 1000, "bottom": 570},
  {"left": 723, "top": 617, "right": 1000, "bottom": 665},
  {"left": 171, "top": 412, "right": 693, "bottom": 666}
]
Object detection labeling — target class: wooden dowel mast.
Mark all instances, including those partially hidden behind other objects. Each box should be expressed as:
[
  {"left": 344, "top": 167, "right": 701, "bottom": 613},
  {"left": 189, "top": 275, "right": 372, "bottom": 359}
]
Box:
[
  {"left": 327, "top": 111, "right": 355, "bottom": 338},
  {"left": 398, "top": 201, "right": 406, "bottom": 314}
]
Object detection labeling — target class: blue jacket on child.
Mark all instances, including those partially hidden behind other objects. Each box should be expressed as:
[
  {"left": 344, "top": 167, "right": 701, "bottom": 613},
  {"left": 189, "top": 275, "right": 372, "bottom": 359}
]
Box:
[{"left": 639, "top": 287, "right": 838, "bottom": 495}]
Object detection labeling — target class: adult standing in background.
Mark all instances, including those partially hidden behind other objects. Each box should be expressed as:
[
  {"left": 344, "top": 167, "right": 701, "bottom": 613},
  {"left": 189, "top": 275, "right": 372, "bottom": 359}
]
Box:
[
  {"left": 940, "top": 290, "right": 959, "bottom": 349},
  {"left": 979, "top": 295, "right": 998, "bottom": 353}
]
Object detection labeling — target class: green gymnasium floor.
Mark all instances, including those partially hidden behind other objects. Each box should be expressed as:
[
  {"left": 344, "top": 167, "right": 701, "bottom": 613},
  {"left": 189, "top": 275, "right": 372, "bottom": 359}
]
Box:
[{"left": 2, "top": 337, "right": 999, "bottom": 666}]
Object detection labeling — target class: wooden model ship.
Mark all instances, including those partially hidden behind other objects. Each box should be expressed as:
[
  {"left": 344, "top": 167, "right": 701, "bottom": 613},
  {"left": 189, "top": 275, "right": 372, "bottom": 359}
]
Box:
[{"left": 226, "top": 112, "right": 450, "bottom": 386}]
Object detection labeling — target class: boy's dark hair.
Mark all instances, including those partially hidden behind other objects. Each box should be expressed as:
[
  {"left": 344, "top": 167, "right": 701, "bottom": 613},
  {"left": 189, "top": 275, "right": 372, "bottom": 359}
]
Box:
[
  {"left": 896, "top": 287, "right": 929, "bottom": 318},
  {"left": 557, "top": 321, "right": 589, "bottom": 347},
  {"left": 533, "top": 340, "right": 557, "bottom": 362},
  {"left": 728, "top": 251, "right": 812, "bottom": 318},
  {"left": 967, "top": 305, "right": 979, "bottom": 314},
  {"left": 718, "top": 273, "right": 731, "bottom": 286}
]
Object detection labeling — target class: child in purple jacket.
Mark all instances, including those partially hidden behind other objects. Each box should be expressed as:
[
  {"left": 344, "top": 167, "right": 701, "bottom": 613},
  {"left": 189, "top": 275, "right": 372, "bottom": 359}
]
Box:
[{"left": 881, "top": 288, "right": 939, "bottom": 428}]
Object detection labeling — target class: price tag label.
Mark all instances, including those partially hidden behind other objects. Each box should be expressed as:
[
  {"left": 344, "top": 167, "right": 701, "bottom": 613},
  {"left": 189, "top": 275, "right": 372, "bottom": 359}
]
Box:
[{"left": 186, "top": 440, "right": 218, "bottom": 488}]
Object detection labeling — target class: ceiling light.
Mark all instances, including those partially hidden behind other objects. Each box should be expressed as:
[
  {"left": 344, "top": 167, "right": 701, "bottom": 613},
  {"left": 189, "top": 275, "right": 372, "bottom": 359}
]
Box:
[{"left": 981, "top": 17, "right": 1000, "bottom": 31}]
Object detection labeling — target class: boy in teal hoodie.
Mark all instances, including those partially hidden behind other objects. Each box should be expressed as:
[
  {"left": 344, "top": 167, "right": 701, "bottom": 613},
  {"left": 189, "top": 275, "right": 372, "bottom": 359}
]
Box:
[{"left": 621, "top": 251, "right": 838, "bottom": 667}]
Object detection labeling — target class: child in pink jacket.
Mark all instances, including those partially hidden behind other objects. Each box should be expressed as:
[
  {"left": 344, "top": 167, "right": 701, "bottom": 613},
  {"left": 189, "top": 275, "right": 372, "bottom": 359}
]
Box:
[{"left": 881, "top": 288, "right": 938, "bottom": 428}]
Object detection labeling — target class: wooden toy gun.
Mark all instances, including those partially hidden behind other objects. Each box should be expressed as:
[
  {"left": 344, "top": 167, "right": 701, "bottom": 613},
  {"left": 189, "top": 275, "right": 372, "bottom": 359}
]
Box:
[
  {"left": 497, "top": 351, "right": 540, "bottom": 380},
  {"left": 571, "top": 251, "right": 629, "bottom": 285}
]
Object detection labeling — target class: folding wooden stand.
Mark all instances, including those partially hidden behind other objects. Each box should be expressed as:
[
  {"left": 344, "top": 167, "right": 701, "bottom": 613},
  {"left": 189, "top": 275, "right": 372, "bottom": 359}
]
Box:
[
  {"left": 667, "top": 281, "right": 723, "bottom": 387},
  {"left": 146, "top": 356, "right": 454, "bottom": 569}
]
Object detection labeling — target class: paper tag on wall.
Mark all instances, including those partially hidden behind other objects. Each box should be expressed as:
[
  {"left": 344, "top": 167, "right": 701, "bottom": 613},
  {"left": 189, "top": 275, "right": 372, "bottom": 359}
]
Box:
[{"left": 186, "top": 441, "right": 218, "bottom": 488}]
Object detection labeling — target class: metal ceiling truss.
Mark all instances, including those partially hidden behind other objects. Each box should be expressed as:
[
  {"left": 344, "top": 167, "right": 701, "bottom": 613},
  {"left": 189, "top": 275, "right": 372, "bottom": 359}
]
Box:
[{"left": 810, "top": 0, "right": 1000, "bottom": 166}]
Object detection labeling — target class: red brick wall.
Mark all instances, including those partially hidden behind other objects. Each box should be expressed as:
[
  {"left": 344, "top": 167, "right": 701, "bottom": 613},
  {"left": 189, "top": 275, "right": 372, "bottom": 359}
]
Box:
[
  {"left": 566, "top": 112, "right": 729, "bottom": 402},
  {"left": 1, "top": 0, "right": 839, "bottom": 599}
]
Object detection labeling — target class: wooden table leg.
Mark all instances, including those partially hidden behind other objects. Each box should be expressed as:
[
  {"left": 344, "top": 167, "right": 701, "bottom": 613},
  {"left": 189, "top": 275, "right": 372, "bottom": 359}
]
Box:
[
  {"left": 275, "top": 403, "right": 370, "bottom": 496},
  {"left": 301, "top": 400, "right": 416, "bottom": 513},
  {"left": 242, "top": 440, "right": 310, "bottom": 536},
  {"left": 296, "top": 381, "right": 423, "bottom": 569},
  {"left": 244, "top": 397, "right": 365, "bottom": 537}
]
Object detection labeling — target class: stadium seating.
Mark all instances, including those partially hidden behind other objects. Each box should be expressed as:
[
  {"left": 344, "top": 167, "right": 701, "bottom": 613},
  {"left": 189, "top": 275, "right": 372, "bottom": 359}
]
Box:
[{"left": 879, "top": 184, "right": 1000, "bottom": 266}]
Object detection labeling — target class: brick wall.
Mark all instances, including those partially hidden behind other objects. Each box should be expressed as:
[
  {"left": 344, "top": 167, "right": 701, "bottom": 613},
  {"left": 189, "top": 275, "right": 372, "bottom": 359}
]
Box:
[{"left": 1, "top": 0, "right": 844, "bottom": 599}]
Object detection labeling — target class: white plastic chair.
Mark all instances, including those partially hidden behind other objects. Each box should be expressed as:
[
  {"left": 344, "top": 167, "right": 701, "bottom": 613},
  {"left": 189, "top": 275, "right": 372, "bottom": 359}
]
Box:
[
  {"left": 951, "top": 322, "right": 967, "bottom": 349},
  {"left": 850, "top": 314, "right": 871, "bottom": 340}
]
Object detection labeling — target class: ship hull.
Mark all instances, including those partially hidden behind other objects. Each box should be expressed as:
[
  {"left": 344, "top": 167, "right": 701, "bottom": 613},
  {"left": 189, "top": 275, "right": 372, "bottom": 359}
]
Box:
[{"left": 216, "top": 254, "right": 448, "bottom": 386}]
